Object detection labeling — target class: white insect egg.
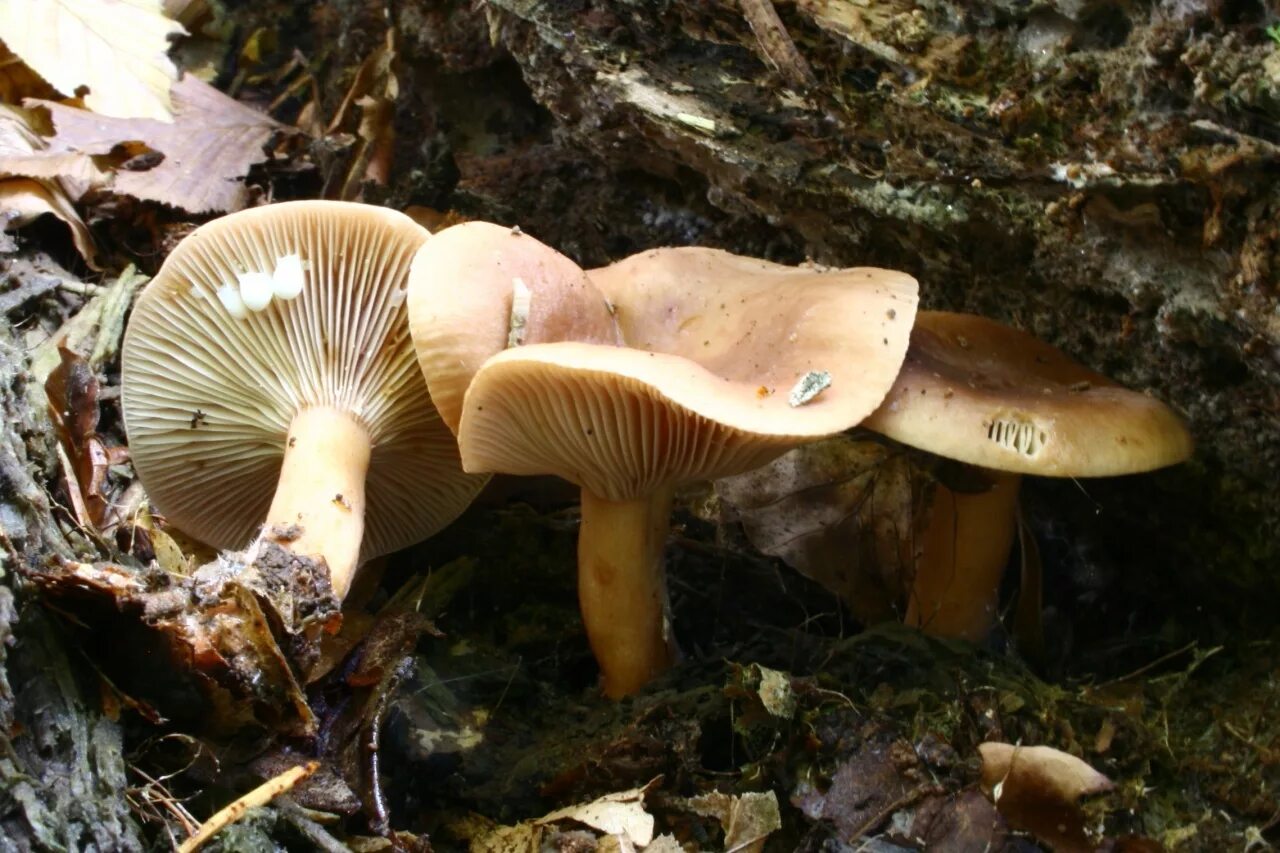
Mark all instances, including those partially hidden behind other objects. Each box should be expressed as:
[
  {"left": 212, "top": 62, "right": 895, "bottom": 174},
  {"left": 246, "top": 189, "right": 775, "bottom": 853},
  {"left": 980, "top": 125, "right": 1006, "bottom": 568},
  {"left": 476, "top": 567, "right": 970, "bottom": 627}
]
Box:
[
  {"left": 216, "top": 282, "right": 248, "bottom": 318},
  {"left": 237, "top": 270, "right": 274, "bottom": 312},
  {"left": 272, "top": 253, "right": 305, "bottom": 299}
]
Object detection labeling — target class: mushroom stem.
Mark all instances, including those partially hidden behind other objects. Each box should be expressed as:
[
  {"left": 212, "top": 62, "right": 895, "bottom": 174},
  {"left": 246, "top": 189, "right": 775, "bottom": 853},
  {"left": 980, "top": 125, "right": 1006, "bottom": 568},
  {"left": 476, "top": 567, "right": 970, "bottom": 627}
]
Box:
[
  {"left": 906, "top": 469, "right": 1022, "bottom": 641},
  {"left": 265, "top": 406, "right": 372, "bottom": 600},
  {"left": 577, "top": 486, "right": 677, "bottom": 698}
]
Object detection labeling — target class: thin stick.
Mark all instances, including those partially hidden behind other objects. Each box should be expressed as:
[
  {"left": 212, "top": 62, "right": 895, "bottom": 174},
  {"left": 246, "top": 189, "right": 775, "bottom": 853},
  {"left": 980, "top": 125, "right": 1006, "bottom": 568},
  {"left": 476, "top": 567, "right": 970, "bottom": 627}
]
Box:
[
  {"left": 177, "top": 762, "right": 318, "bottom": 853},
  {"left": 739, "top": 0, "right": 816, "bottom": 88}
]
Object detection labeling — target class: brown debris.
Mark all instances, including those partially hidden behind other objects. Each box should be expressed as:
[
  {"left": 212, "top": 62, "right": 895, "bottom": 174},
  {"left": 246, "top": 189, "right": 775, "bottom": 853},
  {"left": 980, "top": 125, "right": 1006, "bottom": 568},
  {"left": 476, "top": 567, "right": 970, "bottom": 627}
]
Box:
[
  {"left": 43, "top": 346, "right": 127, "bottom": 530},
  {"left": 21, "top": 555, "right": 321, "bottom": 737}
]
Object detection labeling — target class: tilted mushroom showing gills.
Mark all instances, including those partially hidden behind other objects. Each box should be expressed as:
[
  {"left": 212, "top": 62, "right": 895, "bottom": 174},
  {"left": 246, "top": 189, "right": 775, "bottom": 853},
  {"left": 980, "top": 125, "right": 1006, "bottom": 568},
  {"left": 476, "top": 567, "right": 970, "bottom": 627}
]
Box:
[
  {"left": 407, "top": 220, "right": 622, "bottom": 434},
  {"left": 453, "top": 247, "right": 918, "bottom": 697},
  {"left": 862, "top": 311, "right": 1193, "bottom": 641},
  {"left": 122, "top": 201, "right": 486, "bottom": 600}
]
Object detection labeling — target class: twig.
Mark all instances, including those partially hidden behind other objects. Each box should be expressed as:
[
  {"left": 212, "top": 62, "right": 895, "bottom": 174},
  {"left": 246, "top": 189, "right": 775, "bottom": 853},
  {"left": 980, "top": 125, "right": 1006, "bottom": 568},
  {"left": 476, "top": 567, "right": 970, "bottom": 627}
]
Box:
[
  {"left": 57, "top": 280, "right": 105, "bottom": 297},
  {"left": 739, "top": 0, "right": 816, "bottom": 89},
  {"left": 1092, "top": 641, "right": 1209, "bottom": 689},
  {"left": 177, "top": 762, "right": 319, "bottom": 853}
]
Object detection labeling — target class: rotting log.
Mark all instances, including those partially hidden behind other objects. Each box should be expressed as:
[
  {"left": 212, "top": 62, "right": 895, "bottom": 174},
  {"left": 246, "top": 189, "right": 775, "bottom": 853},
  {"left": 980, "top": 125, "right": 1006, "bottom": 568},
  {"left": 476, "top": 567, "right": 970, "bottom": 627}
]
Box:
[{"left": 0, "top": 325, "right": 144, "bottom": 850}]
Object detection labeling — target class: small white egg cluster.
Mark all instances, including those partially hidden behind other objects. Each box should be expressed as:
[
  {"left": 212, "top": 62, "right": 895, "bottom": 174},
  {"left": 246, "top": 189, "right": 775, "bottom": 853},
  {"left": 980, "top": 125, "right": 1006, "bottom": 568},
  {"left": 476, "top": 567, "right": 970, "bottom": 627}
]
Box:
[{"left": 216, "top": 254, "right": 307, "bottom": 318}]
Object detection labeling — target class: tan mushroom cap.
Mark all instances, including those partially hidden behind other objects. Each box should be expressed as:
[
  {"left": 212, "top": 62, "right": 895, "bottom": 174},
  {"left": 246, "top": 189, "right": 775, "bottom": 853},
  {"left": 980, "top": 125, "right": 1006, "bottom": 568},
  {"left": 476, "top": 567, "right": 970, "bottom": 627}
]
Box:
[
  {"left": 589, "top": 248, "right": 917, "bottom": 398},
  {"left": 459, "top": 251, "right": 919, "bottom": 499},
  {"left": 407, "top": 221, "right": 620, "bottom": 433},
  {"left": 862, "top": 311, "right": 1193, "bottom": 476},
  {"left": 122, "top": 200, "right": 486, "bottom": 560}
]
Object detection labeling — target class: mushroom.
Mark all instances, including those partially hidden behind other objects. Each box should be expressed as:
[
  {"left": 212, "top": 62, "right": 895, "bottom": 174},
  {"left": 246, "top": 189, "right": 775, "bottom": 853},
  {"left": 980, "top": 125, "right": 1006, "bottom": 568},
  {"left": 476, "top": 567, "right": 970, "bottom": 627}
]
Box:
[
  {"left": 406, "top": 220, "right": 622, "bottom": 433},
  {"left": 412, "top": 238, "right": 918, "bottom": 696},
  {"left": 122, "top": 201, "right": 486, "bottom": 600},
  {"left": 862, "top": 311, "right": 1193, "bottom": 641}
]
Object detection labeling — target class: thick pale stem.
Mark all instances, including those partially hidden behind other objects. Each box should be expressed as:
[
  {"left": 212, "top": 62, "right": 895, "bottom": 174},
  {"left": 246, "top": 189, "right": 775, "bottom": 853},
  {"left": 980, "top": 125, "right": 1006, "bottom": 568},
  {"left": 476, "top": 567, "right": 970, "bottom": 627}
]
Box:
[
  {"left": 265, "top": 407, "right": 371, "bottom": 600},
  {"left": 577, "top": 487, "right": 677, "bottom": 698},
  {"left": 906, "top": 469, "right": 1021, "bottom": 642}
]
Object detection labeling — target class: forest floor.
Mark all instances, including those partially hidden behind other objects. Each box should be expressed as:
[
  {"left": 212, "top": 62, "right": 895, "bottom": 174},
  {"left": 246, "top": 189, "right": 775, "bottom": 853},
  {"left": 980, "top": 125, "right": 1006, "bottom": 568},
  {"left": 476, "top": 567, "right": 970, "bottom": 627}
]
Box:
[{"left": 0, "top": 2, "right": 1277, "bottom": 852}]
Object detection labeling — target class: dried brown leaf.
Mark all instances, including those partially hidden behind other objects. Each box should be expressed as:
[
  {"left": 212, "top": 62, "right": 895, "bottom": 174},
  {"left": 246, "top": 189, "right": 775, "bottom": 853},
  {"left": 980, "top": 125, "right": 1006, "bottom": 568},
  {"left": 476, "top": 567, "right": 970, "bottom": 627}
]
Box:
[
  {"left": 0, "top": 44, "right": 58, "bottom": 105},
  {"left": 35, "top": 74, "right": 285, "bottom": 212},
  {"left": 0, "top": 176, "right": 98, "bottom": 265},
  {"left": 979, "top": 742, "right": 1114, "bottom": 853},
  {"left": 0, "top": 104, "right": 108, "bottom": 189},
  {"left": 684, "top": 790, "right": 782, "bottom": 853},
  {"left": 794, "top": 736, "right": 923, "bottom": 840},
  {"left": 327, "top": 30, "right": 397, "bottom": 199},
  {"left": 897, "top": 790, "right": 1008, "bottom": 849},
  {"left": 716, "top": 434, "right": 929, "bottom": 624},
  {"left": 0, "top": 0, "right": 184, "bottom": 121},
  {"left": 44, "top": 346, "right": 125, "bottom": 529},
  {"left": 23, "top": 554, "right": 320, "bottom": 736}
]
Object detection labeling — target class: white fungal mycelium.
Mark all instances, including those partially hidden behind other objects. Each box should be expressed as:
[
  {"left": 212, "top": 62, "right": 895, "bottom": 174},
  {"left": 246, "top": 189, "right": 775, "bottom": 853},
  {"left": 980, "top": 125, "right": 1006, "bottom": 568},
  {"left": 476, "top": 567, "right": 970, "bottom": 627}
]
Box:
[
  {"left": 216, "top": 282, "right": 248, "bottom": 318},
  {"left": 272, "top": 253, "right": 305, "bottom": 299},
  {"left": 237, "top": 271, "right": 274, "bottom": 312}
]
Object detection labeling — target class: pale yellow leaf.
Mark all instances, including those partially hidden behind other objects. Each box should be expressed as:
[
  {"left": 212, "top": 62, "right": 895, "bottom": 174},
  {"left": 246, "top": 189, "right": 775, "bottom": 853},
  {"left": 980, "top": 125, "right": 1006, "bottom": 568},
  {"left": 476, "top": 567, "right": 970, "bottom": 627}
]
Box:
[
  {"left": 0, "top": 103, "right": 107, "bottom": 189},
  {"left": 536, "top": 785, "right": 656, "bottom": 846},
  {"left": 0, "top": 176, "right": 97, "bottom": 266},
  {"left": 0, "top": 0, "right": 185, "bottom": 121},
  {"left": 35, "top": 75, "right": 284, "bottom": 212}
]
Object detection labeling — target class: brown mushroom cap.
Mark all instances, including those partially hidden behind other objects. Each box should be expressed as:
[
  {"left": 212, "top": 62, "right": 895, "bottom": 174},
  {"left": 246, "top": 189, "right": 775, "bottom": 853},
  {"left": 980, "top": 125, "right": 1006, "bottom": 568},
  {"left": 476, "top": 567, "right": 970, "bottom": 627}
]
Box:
[
  {"left": 459, "top": 254, "right": 919, "bottom": 497},
  {"left": 122, "top": 200, "right": 486, "bottom": 560},
  {"left": 862, "top": 311, "right": 1193, "bottom": 476},
  {"left": 406, "top": 221, "right": 620, "bottom": 433}
]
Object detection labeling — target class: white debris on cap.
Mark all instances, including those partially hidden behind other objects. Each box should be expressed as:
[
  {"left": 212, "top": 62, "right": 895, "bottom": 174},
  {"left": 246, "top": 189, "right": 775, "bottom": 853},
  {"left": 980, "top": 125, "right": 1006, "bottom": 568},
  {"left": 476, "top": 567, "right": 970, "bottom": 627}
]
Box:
[
  {"left": 272, "top": 254, "right": 305, "bottom": 299},
  {"left": 787, "top": 370, "right": 831, "bottom": 407},
  {"left": 507, "top": 276, "right": 532, "bottom": 348}
]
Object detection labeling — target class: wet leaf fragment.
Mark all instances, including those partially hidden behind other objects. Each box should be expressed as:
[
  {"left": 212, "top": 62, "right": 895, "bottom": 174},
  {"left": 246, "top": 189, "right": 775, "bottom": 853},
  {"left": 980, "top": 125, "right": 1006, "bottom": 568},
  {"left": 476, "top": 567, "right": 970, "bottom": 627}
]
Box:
[
  {"left": 683, "top": 790, "right": 782, "bottom": 852},
  {"left": 716, "top": 434, "right": 929, "bottom": 624}
]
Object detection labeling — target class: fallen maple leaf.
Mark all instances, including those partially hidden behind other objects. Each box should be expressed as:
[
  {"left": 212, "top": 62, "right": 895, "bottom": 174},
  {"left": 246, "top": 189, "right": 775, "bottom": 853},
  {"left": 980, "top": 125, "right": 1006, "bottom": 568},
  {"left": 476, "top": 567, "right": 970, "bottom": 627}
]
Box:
[
  {"left": 0, "top": 0, "right": 185, "bottom": 122},
  {"left": 35, "top": 74, "right": 285, "bottom": 212}
]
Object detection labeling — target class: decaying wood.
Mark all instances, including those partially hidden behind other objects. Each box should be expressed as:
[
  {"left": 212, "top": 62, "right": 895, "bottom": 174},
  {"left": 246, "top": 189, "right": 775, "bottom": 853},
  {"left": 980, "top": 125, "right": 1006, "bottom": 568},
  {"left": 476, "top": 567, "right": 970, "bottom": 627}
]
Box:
[{"left": 381, "top": 0, "right": 1280, "bottom": 614}]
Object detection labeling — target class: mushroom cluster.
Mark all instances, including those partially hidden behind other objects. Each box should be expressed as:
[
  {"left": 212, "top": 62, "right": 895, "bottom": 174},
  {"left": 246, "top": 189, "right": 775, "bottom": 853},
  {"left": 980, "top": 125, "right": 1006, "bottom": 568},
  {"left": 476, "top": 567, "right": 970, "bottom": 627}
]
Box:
[
  {"left": 407, "top": 225, "right": 919, "bottom": 696},
  {"left": 121, "top": 202, "right": 1192, "bottom": 698}
]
